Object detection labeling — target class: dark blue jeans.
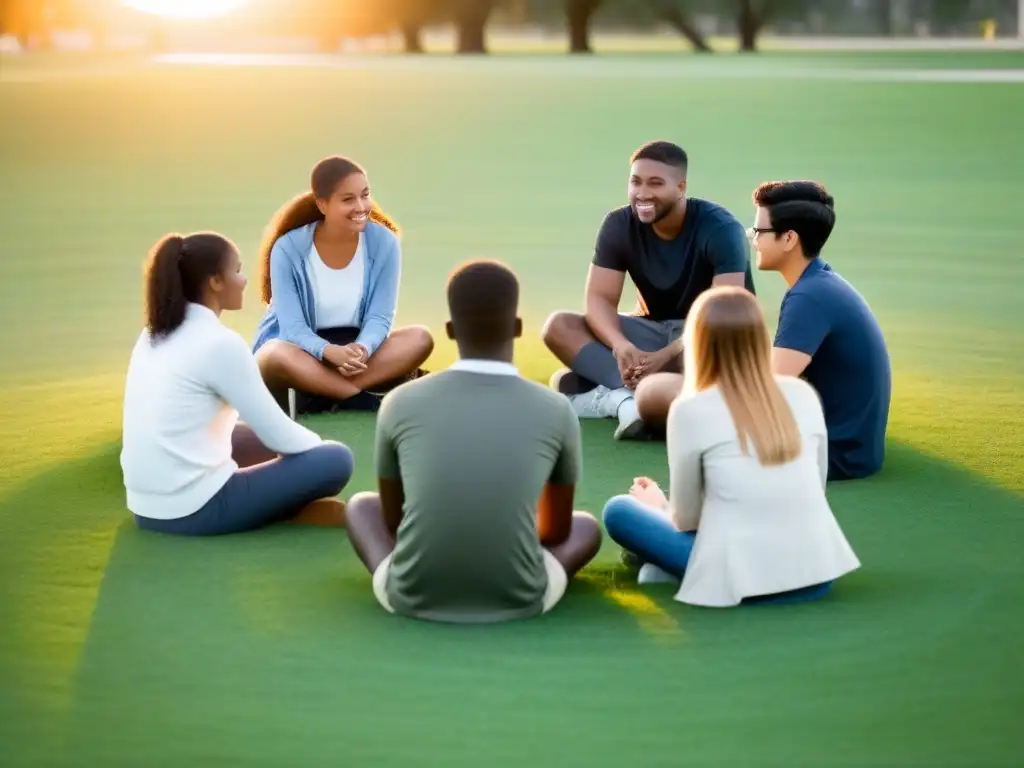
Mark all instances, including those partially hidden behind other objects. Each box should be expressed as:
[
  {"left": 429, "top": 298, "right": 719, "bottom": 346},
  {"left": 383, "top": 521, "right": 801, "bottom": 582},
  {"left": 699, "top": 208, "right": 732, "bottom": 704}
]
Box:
[
  {"left": 135, "top": 442, "right": 354, "bottom": 536},
  {"left": 602, "top": 495, "right": 833, "bottom": 606}
]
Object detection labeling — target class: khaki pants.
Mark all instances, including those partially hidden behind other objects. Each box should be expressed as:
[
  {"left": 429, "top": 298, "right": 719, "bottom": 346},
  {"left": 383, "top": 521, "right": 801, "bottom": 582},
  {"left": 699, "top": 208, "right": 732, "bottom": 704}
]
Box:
[{"left": 372, "top": 550, "right": 568, "bottom": 615}]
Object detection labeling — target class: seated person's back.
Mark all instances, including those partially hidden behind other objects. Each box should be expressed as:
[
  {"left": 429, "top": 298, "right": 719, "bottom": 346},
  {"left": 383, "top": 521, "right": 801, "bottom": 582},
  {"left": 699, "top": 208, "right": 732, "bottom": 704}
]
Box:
[
  {"left": 121, "top": 231, "right": 353, "bottom": 537},
  {"left": 376, "top": 366, "right": 578, "bottom": 622},
  {"left": 603, "top": 286, "right": 860, "bottom": 608},
  {"left": 344, "top": 259, "right": 602, "bottom": 623},
  {"left": 670, "top": 376, "right": 858, "bottom": 606}
]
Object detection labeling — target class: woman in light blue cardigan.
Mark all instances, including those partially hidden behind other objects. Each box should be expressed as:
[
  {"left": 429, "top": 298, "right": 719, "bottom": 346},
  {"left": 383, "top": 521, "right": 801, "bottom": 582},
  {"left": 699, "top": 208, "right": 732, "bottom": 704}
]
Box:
[{"left": 253, "top": 156, "right": 433, "bottom": 414}]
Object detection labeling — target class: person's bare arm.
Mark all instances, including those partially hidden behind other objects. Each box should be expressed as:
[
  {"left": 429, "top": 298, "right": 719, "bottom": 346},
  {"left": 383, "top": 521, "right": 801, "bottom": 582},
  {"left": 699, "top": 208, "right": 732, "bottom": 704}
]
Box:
[
  {"left": 537, "top": 482, "right": 575, "bottom": 547},
  {"left": 633, "top": 272, "right": 749, "bottom": 379},
  {"left": 772, "top": 347, "right": 812, "bottom": 378},
  {"left": 712, "top": 272, "right": 748, "bottom": 289},
  {"left": 378, "top": 476, "right": 405, "bottom": 537},
  {"left": 584, "top": 265, "right": 629, "bottom": 351},
  {"left": 539, "top": 402, "right": 583, "bottom": 547},
  {"left": 373, "top": 395, "right": 405, "bottom": 536}
]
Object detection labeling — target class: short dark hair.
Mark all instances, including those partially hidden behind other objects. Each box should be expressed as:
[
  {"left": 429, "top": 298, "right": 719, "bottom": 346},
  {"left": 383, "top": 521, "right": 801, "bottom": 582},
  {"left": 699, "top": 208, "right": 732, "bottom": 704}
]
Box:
[
  {"left": 144, "top": 232, "right": 236, "bottom": 340},
  {"left": 753, "top": 180, "right": 835, "bottom": 258},
  {"left": 446, "top": 260, "right": 520, "bottom": 347},
  {"left": 631, "top": 140, "right": 688, "bottom": 174}
]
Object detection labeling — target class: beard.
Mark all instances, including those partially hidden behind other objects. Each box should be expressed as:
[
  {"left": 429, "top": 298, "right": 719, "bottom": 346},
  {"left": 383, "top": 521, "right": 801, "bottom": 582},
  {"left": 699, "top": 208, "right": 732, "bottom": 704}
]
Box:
[{"left": 632, "top": 198, "right": 677, "bottom": 224}]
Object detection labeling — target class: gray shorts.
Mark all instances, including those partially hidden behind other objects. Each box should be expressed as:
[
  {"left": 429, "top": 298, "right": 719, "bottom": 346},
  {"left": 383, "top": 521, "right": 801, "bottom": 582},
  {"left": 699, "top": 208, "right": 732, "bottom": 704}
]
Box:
[
  {"left": 619, "top": 315, "right": 684, "bottom": 352},
  {"left": 561, "top": 313, "right": 685, "bottom": 393}
]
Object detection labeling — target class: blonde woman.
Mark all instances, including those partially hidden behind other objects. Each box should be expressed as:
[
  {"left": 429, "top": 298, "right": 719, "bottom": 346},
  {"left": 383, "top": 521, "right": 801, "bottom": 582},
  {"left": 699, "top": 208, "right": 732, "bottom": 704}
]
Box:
[{"left": 601, "top": 286, "right": 860, "bottom": 607}]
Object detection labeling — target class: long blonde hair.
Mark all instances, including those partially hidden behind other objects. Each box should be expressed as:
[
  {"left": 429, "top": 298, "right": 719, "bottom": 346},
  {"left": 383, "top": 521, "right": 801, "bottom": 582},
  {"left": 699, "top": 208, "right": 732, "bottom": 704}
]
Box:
[{"left": 682, "top": 286, "right": 801, "bottom": 466}]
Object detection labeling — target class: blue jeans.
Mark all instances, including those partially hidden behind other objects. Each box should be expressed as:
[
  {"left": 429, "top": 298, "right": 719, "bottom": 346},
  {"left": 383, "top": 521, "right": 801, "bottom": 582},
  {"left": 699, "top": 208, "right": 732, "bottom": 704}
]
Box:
[
  {"left": 602, "top": 495, "right": 833, "bottom": 605},
  {"left": 135, "top": 442, "right": 354, "bottom": 536}
]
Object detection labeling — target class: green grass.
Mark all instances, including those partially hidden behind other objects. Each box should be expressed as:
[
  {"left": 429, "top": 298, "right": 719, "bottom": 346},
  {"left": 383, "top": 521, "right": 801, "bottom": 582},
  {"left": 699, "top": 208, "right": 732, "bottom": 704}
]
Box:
[{"left": 1, "top": 51, "right": 1022, "bottom": 766}]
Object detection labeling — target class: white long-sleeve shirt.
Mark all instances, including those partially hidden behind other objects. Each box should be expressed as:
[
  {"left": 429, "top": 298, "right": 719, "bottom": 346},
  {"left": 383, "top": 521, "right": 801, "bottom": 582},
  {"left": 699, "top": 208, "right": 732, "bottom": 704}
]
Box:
[
  {"left": 667, "top": 376, "right": 861, "bottom": 607},
  {"left": 120, "top": 303, "right": 323, "bottom": 520}
]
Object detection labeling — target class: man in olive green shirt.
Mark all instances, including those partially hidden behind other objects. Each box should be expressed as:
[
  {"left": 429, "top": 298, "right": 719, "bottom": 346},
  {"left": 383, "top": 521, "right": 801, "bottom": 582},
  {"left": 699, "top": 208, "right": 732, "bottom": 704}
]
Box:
[{"left": 345, "top": 260, "right": 603, "bottom": 623}]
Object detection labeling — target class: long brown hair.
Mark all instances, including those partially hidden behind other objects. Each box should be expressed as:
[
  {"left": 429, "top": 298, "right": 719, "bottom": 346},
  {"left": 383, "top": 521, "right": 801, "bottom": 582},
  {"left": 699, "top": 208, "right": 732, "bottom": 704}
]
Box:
[
  {"left": 144, "top": 232, "right": 236, "bottom": 340},
  {"left": 257, "top": 156, "right": 400, "bottom": 304},
  {"left": 682, "top": 286, "right": 801, "bottom": 466}
]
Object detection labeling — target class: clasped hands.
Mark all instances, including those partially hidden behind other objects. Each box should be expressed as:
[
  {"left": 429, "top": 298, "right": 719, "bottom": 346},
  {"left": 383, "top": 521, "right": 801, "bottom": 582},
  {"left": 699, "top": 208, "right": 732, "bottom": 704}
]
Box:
[
  {"left": 323, "top": 343, "right": 368, "bottom": 377},
  {"left": 629, "top": 476, "right": 669, "bottom": 512},
  {"left": 612, "top": 341, "right": 674, "bottom": 390}
]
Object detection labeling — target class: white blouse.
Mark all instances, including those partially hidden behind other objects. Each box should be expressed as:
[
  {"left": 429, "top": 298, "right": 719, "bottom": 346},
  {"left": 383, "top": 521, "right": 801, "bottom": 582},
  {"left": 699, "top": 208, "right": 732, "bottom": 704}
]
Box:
[
  {"left": 666, "top": 376, "right": 861, "bottom": 607},
  {"left": 310, "top": 235, "right": 365, "bottom": 330},
  {"left": 120, "top": 303, "right": 323, "bottom": 520}
]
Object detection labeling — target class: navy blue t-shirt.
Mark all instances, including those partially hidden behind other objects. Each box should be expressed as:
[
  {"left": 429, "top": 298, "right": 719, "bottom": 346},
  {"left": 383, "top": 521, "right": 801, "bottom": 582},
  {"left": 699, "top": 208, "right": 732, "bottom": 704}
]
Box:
[
  {"left": 774, "top": 258, "right": 891, "bottom": 480},
  {"left": 593, "top": 198, "right": 755, "bottom": 322}
]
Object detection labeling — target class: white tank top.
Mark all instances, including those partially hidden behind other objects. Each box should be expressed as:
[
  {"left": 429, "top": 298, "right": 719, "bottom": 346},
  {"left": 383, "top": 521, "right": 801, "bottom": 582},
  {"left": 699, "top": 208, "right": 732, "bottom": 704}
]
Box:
[{"left": 309, "top": 234, "right": 366, "bottom": 330}]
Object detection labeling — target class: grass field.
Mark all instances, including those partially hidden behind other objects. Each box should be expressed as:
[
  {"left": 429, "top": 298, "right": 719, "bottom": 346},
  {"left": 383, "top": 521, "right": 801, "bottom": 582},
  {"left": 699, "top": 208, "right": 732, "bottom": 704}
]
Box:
[{"left": 1, "top": 50, "right": 1022, "bottom": 766}]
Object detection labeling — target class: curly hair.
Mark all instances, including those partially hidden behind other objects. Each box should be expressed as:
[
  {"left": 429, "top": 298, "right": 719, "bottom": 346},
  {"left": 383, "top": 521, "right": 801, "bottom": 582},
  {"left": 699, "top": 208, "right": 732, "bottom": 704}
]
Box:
[{"left": 257, "top": 156, "right": 400, "bottom": 305}]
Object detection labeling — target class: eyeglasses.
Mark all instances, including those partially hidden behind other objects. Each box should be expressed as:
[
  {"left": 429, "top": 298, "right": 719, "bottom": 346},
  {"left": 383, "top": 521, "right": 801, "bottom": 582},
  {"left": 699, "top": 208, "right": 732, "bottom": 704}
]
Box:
[{"left": 746, "top": 226, "right": 777, "bottom": 241}]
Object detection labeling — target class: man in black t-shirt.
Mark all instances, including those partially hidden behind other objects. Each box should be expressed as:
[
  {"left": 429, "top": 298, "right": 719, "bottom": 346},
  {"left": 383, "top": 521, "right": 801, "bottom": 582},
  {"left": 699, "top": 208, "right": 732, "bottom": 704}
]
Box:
[{"left": 541, "top": 140, "right": 754, "bottom": 440}]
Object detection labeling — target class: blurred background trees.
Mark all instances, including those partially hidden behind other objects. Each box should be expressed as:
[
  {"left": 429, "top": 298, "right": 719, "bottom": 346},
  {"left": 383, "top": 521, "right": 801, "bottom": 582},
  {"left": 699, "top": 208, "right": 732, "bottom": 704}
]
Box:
[{"left": 1, "top": 0, "right": 1018, "bottom": 53}]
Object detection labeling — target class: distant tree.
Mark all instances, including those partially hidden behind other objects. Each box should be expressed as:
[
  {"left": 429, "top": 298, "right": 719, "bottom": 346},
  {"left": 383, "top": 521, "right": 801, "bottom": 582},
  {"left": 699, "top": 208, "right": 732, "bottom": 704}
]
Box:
[
  {"left": 652, "top": 0, "right": 712, "bottom": 52},
  {"left": 875, "top": 0, "right": 894, "bottom": 35},
  {"left": 451, "top": 0, "right": 497, "bottom": 53},
  {"left": 927, "top": 0, "right": 979, "bottom": 35},
  {"left": 736, "top": 0, "right": 813, "bottom": 51},
  {"left": 389, "top": 0, "right": 449, "bottom": 53},
  {"left": 0, "top": 0, "right": 22, "bottom": 44},
  {"left": 736, "top": 0, "right": 770, "bottom": 51},
  {"left": 0, "top": 0, "right": 53, "bottom": 49},
  {"left": 567, "top": 0, "right": 601, "bottom": 53}
]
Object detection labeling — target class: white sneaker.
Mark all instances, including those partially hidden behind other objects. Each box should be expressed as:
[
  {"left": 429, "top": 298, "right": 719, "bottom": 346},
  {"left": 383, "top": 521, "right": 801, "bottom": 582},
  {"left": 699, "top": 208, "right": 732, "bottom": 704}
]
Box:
[
  {"left": 613, "top": 396, "right": 646, "bottom": 440},
  {"left": 566, "top": 385, "right": 631, "bottom": 419},
  {"left": 638, "top": 563, "right": 680, "bottom": 585}
]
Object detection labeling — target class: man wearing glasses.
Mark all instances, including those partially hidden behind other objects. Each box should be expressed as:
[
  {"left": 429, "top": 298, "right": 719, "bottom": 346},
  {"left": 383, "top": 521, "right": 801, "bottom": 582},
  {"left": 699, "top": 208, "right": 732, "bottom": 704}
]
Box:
[
  {"left": 749, "top": 180, "right": 891, "bottom": 480},
  {"left": 634, "top": 179, "right": 891, "bottom": 480}
]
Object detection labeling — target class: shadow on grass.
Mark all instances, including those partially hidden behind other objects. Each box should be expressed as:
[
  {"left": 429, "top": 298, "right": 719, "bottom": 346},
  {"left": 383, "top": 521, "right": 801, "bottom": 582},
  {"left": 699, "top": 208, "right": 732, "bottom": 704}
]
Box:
[{"left": 0, "top": 433, "right": 1021, "bottom": 766}]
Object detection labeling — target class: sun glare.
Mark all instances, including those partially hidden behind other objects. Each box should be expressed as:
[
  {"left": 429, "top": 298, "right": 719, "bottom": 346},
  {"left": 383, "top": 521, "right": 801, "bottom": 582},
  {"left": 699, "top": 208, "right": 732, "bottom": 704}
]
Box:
[{"left": 122, "top": 0, "right": 248, "bottom": 20}]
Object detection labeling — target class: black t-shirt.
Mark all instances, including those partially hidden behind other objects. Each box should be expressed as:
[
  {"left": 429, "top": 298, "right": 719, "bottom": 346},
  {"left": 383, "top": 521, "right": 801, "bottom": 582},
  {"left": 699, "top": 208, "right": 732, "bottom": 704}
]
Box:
[{"left": 592, "top": 198, "right": 755, "bottom": 321}]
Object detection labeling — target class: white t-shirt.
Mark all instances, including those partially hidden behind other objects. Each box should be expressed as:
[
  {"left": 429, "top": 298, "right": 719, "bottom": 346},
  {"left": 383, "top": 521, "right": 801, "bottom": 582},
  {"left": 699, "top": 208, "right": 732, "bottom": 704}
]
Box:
[
  {"left": 310, "top": 235, "right": 365, "bottom": 330},
  {"left": 120, "top": 303, "right": 323, "bottom": 520},
  {"left": 666, "top": 377, "right": 861, "bottom": 607}
]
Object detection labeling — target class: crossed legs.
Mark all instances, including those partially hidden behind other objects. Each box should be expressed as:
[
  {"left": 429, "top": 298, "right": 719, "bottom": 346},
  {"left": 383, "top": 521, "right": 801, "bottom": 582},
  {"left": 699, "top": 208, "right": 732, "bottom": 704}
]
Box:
[
  {"left": 541, "top": 311, "right": 680, "bottom": 439},
  {"left": 135, "top": 424, "right": 353, "bottom": 535},
  {"left": 344, "top": 492, "right": 603, "bottom": 597},
  {"left": 256, "top": 326, "right": 434, "bottom": 408}
]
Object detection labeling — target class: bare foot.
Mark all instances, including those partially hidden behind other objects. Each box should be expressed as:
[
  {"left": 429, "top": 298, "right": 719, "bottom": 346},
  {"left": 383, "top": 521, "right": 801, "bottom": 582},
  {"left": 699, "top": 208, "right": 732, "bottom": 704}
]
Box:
[{"left": 290, "top": 498, "right": 346, "bottom": 528}]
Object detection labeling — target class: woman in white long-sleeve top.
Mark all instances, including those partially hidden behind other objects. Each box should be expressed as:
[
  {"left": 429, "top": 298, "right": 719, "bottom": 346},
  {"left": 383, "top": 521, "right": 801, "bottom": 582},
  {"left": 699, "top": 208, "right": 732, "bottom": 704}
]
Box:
[
  {"left": 602, "top": 286, "right": 860, "bottom": 607},
  {"left": 120, "top": 231, "right": 354, "bottom": 536}
]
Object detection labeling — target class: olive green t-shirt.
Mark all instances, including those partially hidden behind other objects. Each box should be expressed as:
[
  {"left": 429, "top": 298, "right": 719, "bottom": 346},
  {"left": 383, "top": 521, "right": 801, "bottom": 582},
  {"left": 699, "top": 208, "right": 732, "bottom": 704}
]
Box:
[{"left": 375, "top": 361, "right": 582, "bottom": 623}]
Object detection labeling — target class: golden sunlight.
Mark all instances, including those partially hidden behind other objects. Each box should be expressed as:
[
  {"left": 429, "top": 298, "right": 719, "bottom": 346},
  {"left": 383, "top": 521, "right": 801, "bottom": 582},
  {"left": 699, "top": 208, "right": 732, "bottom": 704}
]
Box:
[{"left": 122, "top": 0, "right": 248, "bottom": 19}]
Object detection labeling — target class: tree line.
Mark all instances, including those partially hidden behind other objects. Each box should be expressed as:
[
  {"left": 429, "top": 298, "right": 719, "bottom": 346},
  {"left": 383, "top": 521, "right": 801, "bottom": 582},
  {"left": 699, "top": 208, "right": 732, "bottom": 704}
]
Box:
[
  {"left": 308, "top": 0, "right": 1017, "bottom": 54},
  {"left": 1, "top": 0, "right": 1016, "bottom": 54}
]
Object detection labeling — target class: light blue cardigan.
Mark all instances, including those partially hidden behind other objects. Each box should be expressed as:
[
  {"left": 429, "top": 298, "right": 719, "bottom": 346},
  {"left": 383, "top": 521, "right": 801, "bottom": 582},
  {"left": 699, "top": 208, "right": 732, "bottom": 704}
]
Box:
[{"left": 252, "top": 221, "right": 401, "bottom": 360}]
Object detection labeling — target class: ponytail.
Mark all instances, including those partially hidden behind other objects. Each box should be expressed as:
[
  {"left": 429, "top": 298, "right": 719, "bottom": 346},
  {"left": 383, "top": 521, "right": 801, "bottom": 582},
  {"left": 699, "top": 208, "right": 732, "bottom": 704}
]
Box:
[
  {"left": 143, "top": 232, "right": 235, "bottom": 341},
  {"left": 257, "top": 192, "right": 322, "bottom": 305},
  {"left": 368, "top": 202, "right": 399, "bottom": 237},
  {"left": 144, "top": 234, "right": 188, "bottom": 340}
]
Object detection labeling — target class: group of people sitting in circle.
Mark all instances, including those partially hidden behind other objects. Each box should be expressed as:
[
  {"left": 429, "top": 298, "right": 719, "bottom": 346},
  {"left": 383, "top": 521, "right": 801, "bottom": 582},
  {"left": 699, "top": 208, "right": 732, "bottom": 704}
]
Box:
[{"left": 120, "top": 140, "right": 889, "bottom": 621}]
